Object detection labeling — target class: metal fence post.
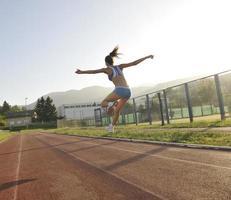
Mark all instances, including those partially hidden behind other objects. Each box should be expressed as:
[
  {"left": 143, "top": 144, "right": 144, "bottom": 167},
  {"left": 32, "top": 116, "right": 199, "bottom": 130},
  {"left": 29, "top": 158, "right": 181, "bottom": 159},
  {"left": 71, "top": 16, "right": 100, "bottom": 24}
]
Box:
[
  {"left": 109, "top": 115, "right": 112, "bottom": 124},
  {"left": 184, "top": 83, "right": 193, "bottom": 123},
  {"left": 94, "top": 109, "right": 97, "bottom": 126},
  {"left": 94, "top": 108, "right": 103, "bottom": 126},
  {"left": 210, "top": 104, "right": 214, "bottom": 115},
  {"left": 132, "top": 98, "right": 138, "bottom": 125},
  {"left": 122, "top": 113, "right": 126, "bottom": 125},
  {"left": 99, "top": 108, "right": 103, "bottom": 126},
  {"left": 146, "top": 94, "right": 152, "bottom": 125},
  {"left": 201, "top": 105, "right": 204, "bottom": 116},
  {"left": 107, "top": 116, "right": 111, "bottom": 124},
  {"left": 180, "top": 105, "right": 183, "bottom": 118},
  {"left": 169, "top": 104, "right": 173, "bottom": 120},
  {"left": 163, "top": 90, "right": 170, "bottom": 124},
  {"left": 157, "top": 93, "right": 165, "bottom": 126},
  {"left": 214, "top": 74, "right": 225, "bottom": 120}
]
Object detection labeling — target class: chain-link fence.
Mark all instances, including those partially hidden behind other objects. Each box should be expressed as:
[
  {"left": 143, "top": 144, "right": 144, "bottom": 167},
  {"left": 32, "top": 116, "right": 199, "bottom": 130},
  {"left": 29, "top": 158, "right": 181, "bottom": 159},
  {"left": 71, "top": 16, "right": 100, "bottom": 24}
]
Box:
[
  {"left": 94, "top": 70, "right": 231, "bottom": 127},
  {"left": 187, "top": 76, "right": 220, "bottom": 120},
  {"left": 219, "top": 72, "right": 231, "bottom": 118}
]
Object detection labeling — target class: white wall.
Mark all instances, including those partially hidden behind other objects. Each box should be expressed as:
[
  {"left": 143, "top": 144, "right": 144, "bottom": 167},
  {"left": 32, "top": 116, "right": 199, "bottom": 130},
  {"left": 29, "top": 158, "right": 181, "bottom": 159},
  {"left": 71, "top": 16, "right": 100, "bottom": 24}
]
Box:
[{"left": 57, "top": 103, "right": 101, "bottom": 120}]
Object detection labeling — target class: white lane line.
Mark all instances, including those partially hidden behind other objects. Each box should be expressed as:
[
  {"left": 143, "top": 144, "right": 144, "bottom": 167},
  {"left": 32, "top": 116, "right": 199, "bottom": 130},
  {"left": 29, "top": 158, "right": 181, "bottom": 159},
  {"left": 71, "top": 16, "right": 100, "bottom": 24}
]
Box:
[
  {"left": 13, "top": 134, "right": 23, "bottom": 200},
  {"left": 52, "top": 143, "right": 167, "bottom": 200},
  {"left": 35, "top": 134, "right": 167, "bottom": 199},
  {"left": 83, "top": 141, "right": 231, "bottom": 170},
  {"left": 41, "top": 133, "right": 231, "bottom": 171}
]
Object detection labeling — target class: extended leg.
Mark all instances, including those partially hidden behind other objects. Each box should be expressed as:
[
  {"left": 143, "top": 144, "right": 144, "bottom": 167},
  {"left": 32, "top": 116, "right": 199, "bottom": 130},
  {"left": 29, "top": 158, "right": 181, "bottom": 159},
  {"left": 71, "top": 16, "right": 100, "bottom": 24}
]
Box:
[{"left": 112, "top": 98, "right": 128, "bottom": 126}]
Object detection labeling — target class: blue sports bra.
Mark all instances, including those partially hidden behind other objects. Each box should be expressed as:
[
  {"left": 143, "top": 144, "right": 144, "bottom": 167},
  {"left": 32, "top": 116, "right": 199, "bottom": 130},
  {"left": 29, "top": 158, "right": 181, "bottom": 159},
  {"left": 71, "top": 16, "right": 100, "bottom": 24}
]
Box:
[{"left": 108, "top": 65, "right": 123, "bottom": 81}]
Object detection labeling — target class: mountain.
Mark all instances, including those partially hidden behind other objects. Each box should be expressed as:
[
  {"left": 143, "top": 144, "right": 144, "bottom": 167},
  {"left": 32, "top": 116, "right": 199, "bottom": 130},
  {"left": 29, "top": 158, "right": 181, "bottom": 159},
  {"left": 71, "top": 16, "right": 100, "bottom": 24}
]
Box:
[
  {"left": 27, "top": 86, "right": 154, "bottom": 109},
  {"left": 140, "top": 75, "right": 204, "bottom": 94},
  {"left": 27, "top": 75, "right": 205, "bottom": 109}
]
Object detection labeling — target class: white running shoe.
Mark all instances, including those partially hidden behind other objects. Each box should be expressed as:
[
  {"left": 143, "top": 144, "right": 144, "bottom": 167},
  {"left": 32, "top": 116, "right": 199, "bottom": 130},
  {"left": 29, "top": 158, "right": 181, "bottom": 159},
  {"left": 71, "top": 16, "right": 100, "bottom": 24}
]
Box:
[{"left": 106, "top": 124, "right": 114, "bottom": 133}]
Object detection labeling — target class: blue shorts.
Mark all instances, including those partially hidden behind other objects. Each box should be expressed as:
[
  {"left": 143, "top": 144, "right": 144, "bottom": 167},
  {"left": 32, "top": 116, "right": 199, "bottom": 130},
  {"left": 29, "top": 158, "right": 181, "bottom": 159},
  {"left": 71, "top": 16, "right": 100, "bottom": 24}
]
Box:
[{"left": 113, "top": 87, "right": 131, "bottom": 99}]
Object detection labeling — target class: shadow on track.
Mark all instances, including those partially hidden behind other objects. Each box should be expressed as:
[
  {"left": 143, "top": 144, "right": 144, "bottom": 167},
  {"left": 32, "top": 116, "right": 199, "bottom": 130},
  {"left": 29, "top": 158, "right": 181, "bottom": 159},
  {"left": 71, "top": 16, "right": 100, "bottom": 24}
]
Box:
[
  {"left": 0, "top": 179, "right": 37, "bottom": 192},
  {"left": 105, "top": 146, "right": 167, "bottom": 171},
  {"left": 68, "top": 141, "right": 117, "bottom": 153}
]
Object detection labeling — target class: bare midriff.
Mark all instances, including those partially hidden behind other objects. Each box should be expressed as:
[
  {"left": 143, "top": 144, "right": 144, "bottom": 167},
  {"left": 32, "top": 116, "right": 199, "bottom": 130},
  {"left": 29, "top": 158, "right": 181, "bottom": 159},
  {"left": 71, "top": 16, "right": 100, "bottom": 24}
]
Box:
[{"left": 111, "top": 75, "right": 129, "bottom": 88}]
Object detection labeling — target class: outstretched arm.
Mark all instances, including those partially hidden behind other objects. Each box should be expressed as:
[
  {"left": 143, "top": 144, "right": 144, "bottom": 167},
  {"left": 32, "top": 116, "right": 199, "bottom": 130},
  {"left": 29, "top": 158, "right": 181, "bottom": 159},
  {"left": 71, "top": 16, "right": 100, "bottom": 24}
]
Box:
[
  {"left": 119, "top": 55, "right": 154, "bottom": 69},
  {"left": 75, "top": 68, "right": 110, "bottom": 75}
]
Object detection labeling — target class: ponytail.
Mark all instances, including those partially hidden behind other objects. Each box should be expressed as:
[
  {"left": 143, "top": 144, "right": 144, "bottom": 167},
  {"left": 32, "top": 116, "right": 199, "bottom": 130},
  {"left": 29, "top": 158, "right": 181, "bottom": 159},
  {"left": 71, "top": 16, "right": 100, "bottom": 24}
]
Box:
[
  {"left": 105, "top": 46, "right": 121, "bottom": 65},
  {"left": 109, "top": 46, "right": 120, "bottom": 58}
]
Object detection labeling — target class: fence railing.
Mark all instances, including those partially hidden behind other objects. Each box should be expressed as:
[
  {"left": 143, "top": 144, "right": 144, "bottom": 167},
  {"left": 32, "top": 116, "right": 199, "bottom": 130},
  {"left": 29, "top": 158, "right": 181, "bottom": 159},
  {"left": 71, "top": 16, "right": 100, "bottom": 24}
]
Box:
[{"left": 95, "top": 70, "right": 231, "bottom": 126}]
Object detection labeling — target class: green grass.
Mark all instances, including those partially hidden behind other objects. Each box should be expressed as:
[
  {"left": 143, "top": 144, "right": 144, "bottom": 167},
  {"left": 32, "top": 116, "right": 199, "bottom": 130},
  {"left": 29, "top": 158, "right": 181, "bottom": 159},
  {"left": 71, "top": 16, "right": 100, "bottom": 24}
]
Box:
[
  {"left": 0, "top": 131, "right": 15, "bottom": 142},
  {"left": 44, "top": 125, "right": 231, "bottom": 147},
  {"left": 2, "top": 116, "right": 230, "bottom": 147},
  {"left": 102, "top": 114, "right": 231, "bottom": 129},
  {"left": 136, "top": 117, "right": 231, "bottom": 128},
  {"left": 0, "top": 129, "right": 40, "bottom": 143}
]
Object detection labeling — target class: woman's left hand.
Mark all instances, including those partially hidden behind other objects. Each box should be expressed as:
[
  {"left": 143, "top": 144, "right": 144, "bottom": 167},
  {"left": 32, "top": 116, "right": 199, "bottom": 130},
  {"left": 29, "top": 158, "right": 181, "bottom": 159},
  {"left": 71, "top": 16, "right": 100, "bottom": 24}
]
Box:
[{"left": 148, "top": 55, "right": 154, "bottom": 59}]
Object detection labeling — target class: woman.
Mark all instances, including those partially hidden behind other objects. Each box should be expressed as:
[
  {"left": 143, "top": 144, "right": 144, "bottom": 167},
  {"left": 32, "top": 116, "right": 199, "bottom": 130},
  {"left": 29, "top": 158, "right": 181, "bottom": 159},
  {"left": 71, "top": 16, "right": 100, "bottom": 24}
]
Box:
[{"left": 75, "top": 46, "right": 154, "bottom": 132}]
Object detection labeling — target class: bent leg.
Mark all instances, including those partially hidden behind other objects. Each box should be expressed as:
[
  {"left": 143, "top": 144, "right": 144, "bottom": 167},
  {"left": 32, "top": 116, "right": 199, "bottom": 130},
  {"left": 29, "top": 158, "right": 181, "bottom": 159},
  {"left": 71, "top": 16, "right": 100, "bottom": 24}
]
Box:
[{"left": 101, "top": 92, "right": 121, "bottom": 108}]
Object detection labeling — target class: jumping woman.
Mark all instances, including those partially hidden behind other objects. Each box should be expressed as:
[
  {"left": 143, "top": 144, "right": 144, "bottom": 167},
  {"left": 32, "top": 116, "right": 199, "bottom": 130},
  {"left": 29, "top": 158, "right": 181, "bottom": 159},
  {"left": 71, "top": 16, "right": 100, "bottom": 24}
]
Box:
[{"left": 75, "top": 46, "right": 154, "bottom": 132}]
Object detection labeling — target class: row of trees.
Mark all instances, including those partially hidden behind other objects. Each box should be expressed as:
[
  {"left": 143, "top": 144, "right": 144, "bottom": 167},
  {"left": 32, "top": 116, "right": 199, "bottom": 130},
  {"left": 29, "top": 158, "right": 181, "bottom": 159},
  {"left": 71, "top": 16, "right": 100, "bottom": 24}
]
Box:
[
  {"left": 0, "top": 101, "right": 22, "bottom": 116},
  {"left": 0, "top": 96, "right": 57, "bottom": 127},
  {"left": 166, "top": 79, "right": 217, "bottom": 108},
  {"left": 0, "top": 101, "right": 23, "bottom": 126},
  {"left": 167, "top": 74, "right": 231, "bottom": 109}
]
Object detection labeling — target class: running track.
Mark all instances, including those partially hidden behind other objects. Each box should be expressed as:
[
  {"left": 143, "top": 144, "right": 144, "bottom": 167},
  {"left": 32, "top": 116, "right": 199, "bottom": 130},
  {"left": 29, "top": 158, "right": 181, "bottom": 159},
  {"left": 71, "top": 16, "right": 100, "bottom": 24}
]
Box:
[{"left": 0, "top": 132, "right": 231, "bottom": 200}]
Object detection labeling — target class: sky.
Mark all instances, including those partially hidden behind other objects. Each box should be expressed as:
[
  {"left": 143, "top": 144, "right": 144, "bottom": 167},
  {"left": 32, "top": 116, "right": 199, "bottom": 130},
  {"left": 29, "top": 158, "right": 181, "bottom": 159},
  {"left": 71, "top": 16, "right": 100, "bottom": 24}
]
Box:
[{"left": 1, "top": 0, "right": 231, "bottom": 105}]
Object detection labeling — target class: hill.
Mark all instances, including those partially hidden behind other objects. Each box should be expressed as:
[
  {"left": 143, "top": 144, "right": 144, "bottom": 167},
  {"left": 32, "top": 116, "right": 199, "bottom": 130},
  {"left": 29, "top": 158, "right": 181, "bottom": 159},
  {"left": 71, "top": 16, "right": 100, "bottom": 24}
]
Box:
[{"left": 27, "top": 75, "right": 206, "bottom": 109}]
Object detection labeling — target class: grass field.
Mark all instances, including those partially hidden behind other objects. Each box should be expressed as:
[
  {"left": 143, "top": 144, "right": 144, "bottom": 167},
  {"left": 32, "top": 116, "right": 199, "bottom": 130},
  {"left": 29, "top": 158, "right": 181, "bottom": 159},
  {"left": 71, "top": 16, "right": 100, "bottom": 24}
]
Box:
[
  {"left": 101, "top": 114, "right": 231, "bottom": 127},
  {"left": 1, "top": 117, "right": 231, "bottom": 147},
  {"left": 121, "top": 116, "right": 231, "bottom": 128},
  {"left": 45, "top": 123, "right": 231, "bottom": 147},
  {"left": 0, "top": 131, "right": 15, "bottom": 142},
  {"left": 0, "top": 129, "right": 40, "bottom": 142}
]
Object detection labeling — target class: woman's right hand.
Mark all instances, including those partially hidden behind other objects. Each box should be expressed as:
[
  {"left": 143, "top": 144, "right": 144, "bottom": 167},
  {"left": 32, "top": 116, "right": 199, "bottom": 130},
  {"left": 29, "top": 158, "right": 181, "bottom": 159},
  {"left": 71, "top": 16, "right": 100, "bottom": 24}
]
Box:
[{"left": 75, "top": 69, "right": 82, "bottom": 74}]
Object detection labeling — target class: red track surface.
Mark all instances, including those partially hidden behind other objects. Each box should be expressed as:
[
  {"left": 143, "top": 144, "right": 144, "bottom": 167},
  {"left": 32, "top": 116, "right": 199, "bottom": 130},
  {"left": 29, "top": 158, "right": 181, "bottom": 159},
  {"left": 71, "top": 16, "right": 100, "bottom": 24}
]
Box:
[{"left": 0, "top": 132, "right": 231, "bottom": 200}]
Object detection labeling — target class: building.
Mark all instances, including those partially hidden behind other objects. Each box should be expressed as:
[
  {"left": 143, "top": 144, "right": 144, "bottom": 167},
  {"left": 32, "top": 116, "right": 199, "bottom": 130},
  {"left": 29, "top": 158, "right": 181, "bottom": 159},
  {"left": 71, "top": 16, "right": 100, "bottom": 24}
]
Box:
[
  {"left": 7, "top": 111, "right": 34, "bottom": 128},
  {"left": 57, "top": 103, "right": 101, "bottom": 120}
]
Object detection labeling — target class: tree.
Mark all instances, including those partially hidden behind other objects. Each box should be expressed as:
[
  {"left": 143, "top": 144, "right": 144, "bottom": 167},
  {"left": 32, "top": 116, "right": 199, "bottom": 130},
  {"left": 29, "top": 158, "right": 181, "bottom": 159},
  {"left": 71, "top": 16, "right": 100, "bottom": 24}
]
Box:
[
  {"left": 191, "top": 79, "right": 216, "bottom": 106},
  {"left": 137, "top": 104, "right": 147, "bottom": 122},
  {"left": 1, "top": 101, "right": 11, "bottom": 116},
  {"left": 0, "top": 115, "right": 6, "bottom": 127},
  {"left": 34, "top": 96, "right": 57, "bottom": 122},
  {"left": 138, "top": 104, "right": 146, "bottom": 114},
  {"left": 122, "top": 102, "right": 133, "bottom": 114},
  {"left": 34, "top": 97, "right": 45, "bottom": 122},
  {"left": 152, "top": 98, "right": 161, "bottom": 120},
  {"left": 10, "top": 105, "right": 22, "bottom": 112},
  {"left": 44, "top": 97, "right": 57, "bottom": 121},
  {"left": 167, "top": 87, "right": 185, "bottom": 108},
  {"left": 219, "top": 73, "right": 231, "bottom": 94}
]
